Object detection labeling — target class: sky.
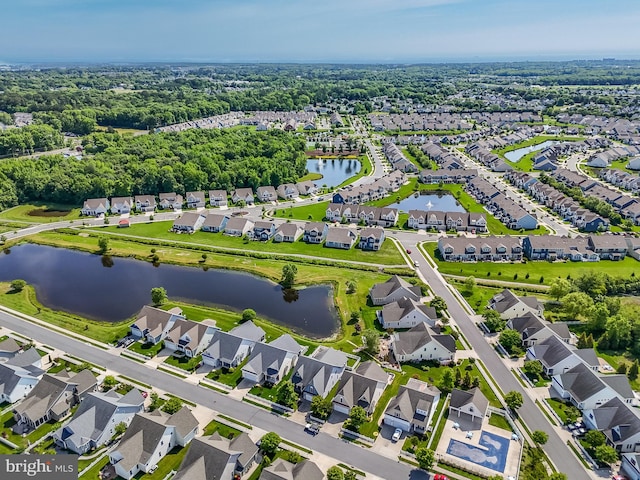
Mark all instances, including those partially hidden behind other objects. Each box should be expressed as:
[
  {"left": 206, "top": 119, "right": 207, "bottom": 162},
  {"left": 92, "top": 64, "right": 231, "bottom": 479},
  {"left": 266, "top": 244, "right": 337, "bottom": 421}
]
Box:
[{"left": 2, "top": 0, "right": 640, "bottom": 63}]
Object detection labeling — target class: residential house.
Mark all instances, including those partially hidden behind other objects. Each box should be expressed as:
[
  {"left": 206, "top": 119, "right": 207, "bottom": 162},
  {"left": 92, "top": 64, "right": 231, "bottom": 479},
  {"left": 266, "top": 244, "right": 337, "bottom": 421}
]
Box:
[
  {"left": 164, "top": 319, "right": 217, "bottom": 358},
  {"left": 241, "top": 335, "right": 303, "bottom": 385},
  {"left": 506, "top": 313, "right": 569, "bottom": 347},
  {"left": 81, "top": 198, "right": 110, "bottom": 216},
  {"left": 135, "top": 195, "right": 156, "bottom": 213},
  {"left": 378, "top": 297, "right": 438, "bottom": 330},
  {"left": 448, "top": 387, "right": 489, "bottom": 425},
  {"left": 584, "top": 397, "right": 640, "bottom": 454},
  {"left": 276, "top": 183, "right": 299, "bottom": 200},
  {"left": 256, "top": 186, "right": 278, "bottom": 203},
  {"left": 185, "top": 191, "right": 206, "bottom": 209},
  {"left": 201, "top": 213, "right": 229, "bottom": 233},
  {"left": 13, "top": 370, "right": 97, "bottom": 433},
  {"left": 437, "top": 236, "right": 523, "bottom": 262},
  {"left": 173, "top": 432, "right": 259, "bottom": 480},
  {"left": 623, "top": 452, "right": 640, "bottom": 480},
  {"left": 332, "top": 361, "right": 390, "bottom": 415},
  {"left": 159, "top": 192, "right": 184, "bottom": 210},
  {"left": 202, "top": 321, "right": 265, "bottom": 369},
  {"left": 259, "top": 459, "right": 324, "bottom": 480},
  {"left": 369, "top": 275, "right": 422, "bottom": 306},
  {"left": 295, "top": 181, "right": 318, "bottom": 197},
  {"left": 325, "top": 227, "right": 357, "bottom": 249},
  {"left": 390, "top": 323, "right": 456, "bottom": 364},
  {"left": 0, "top": 338, "right": 21, "bottom": 359},
  {"left": 526, "top": 335, "right": 599, "bottom": 376},
  {"left": 223, "top": 217, "right": 254, "bottom": 237},
  {"left": 303, "top": 222, "right": 328, "bottom": 244},
  {"left": 273, "top": 223, "right": 302, "bottom": 243},
  {"left": 109, "top": 407, "right": 199, "bottom": 480},
  {"left": 291, "top": 347, "right": 348, "bottom": 401},
  {"left": 383, "top": 378, "right": 441, "bottom": 434},
  {"left": 209, "top": 190, "right": 228, "bottom": 207},
  {"left": 588, "top": 235, "right": 629, "bottom": 260},
  {"left": 0, "top": 347, "right": 45, "bottom": 404},
  {"left": 358, "top": 227, "right": 385, "bottom": 251},
  {"left": 231, "top": 188, "right": 255, "bottom": 205},
  {"left": 251, "top": 221, "right": 276, "bottom": 241},
  {"left": 488, "top": 289, "right": 543, "bottom": 319},
  {"left": 172, "top": 212, "right": 205, "bottom": 233},
  {"left": 52, "top": 389, "right": 145, "bottom": 454},
  {"left": 130, "top": 306, "right": 185, "bottom": 345},
  {"left": 110, "top": 197, "right": 133, "bottom": 215}
]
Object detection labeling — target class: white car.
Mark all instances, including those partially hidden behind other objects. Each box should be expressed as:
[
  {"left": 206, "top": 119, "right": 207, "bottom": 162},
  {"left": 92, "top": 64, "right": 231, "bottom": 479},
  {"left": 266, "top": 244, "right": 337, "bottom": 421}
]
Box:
[
  {"left": 413, "top": 260, "right": 419, "bottom": 267},
  {"left": 392, "top": 428, "right": 402, "bottom": 442}
]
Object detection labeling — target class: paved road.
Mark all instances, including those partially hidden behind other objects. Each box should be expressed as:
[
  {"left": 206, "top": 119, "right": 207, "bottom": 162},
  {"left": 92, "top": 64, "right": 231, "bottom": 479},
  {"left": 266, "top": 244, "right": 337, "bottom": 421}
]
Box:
[
  {"left": 0, "top": 310, "right": 428, "bottom": 480},
  {"left": 401, "top": 239, "right": 590, "bottom": 480}
]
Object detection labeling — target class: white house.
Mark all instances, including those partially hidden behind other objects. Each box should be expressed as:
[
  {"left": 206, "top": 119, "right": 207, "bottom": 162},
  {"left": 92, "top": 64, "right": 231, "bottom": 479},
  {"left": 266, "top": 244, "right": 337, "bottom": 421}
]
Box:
[
  {"left": 0, "top": 347, "right": 45, "bottom": 404},
  {"left": 526, "top": 336, "right": 599, "bottom": 376},
  {"left": 448, "top": 387, "right": 489, "bottom": 425},
  {"left": 202, "top": 321, "right": 265, "bottom": 369},
  {"left": 488, "top": 289, "right": 543, "bottom": 319},
  {"left": 390, "top": 323, "right": 456, "bottom": 364},
  {"left": 383, "top": 378, "right": 440, "bottom": 434},
  {"left": 130, "top": 306, "right": 185, "bottom": 345},
  {"left": 241, "top": 335, "right": 303, "bottom": 384},
  {"left": 164, "top": 319, "right": 217, "bottom": 358},
  {"left": 332, "top": 361, "right": 389, "bottom": 415},
  {"left": 291, "top": 347, "right": 348, "bottom": 401},
  {"left": 81, "top": 198, "right": 110, "bottom": 216},
  {"left": 369, "top": 275, "right": 422, "bottom": 306},
  {"left": 110, "top": 197, "right": 133, "bottom": 215},
  {"left": 378, "top": 297, "right": 438, "bottom": 330}
]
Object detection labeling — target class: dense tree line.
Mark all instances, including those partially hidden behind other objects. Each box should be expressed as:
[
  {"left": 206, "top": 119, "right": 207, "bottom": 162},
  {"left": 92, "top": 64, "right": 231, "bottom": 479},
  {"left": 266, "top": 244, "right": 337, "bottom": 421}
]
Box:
[
  {"left": 0, "top": 124, "right": 64, "bottom": 156},
  {"left": 0, "top": 128, "right": 306, "bottom": 209}
]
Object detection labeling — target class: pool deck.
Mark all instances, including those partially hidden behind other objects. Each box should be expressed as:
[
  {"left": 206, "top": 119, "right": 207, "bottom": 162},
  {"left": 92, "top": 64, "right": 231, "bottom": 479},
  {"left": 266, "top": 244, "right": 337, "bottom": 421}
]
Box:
[{"left": 435, "top": 414, "right": 521, "bottom": 479}]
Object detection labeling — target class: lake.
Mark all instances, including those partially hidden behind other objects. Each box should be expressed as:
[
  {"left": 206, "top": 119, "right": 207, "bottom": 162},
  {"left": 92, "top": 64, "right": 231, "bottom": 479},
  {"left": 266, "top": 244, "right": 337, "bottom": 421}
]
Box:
[
  {"left": 0, "top": 244, "right": 339, "bottom": 338},
  {"left": 306, "top": 158, "right": 361, "bottom": 188},
  {"left": 386, "top": 192, "right": 466, "bottom": 213},
  {"left": 504, "top": 140, "right": 557, "bottom": 163}
]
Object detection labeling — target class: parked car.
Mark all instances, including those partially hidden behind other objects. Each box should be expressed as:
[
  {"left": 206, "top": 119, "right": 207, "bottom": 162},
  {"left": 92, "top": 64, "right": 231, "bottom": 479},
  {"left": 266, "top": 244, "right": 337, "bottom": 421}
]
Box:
[
  {"left": 433, "top": 474, "right": 449, "bottom": 480},
  {"left": 413, "top": 260, "right": 419, "bottom": 267},
  {"left": 305, "top": 423, "right": 320, "bottom": 436},
  {"left": 406, "top": 249, "right": 411, "bottom": 254},
  {"left": 392, "top": 428, "right": 402, "bottom": 442}
]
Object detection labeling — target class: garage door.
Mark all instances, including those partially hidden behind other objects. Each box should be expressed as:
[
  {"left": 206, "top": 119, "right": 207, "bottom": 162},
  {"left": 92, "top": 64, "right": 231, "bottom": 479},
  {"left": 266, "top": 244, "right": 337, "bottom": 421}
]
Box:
[
  {"left": 333, "top": 403, "right": 350, "bottom": 415},
  {"left": 383, "top": 415, "right": 410, "bottom": 432},
  {"left": 303, "top": 392, "right": 314, "bottom": 402}
]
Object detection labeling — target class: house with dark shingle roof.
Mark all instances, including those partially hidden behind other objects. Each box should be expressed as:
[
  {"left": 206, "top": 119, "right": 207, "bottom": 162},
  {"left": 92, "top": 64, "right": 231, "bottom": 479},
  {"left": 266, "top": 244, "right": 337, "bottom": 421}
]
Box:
[
  {"left": 506, "top": 313, "right": 561, "bottom": 347},
  {"left": 291, "top": 346, "right": 348, "bottom": 401},
  {"left": 378, "top": 297, "right": 438, "bottom": 330},
  {"left": 383, "top": 378, "right": 440, "bottom": 434},
  {"left": 185, "top": 191, "right": 206, "bottom": 209},
  {"left": 13, "top": 369, "right": 96, "bottom": 433},
  {"left": 109, "top": 406, "right": 199, "bottom": 480},
  {"left": 259, "top": 458, "right": 324, "bottom": 480},
  {"left": 303, "top": 222, "right": 328, "bottom": 244},
  {"left": 273, "top": 223, "right": 303, "bottom": 243},
  {"left": 251, "top": 221, "right": 276, "bottom": 241},
  {"left": 390, "top": 323, "right": 455, "bottom": 364},
  {"left": 488, "top": 289, "right": 543, "bottom": 319},
  {"left": 81, "top": 198, "right": 110, "bottom": 216},
  {"left": 0, "top": 347, "right": 45, "bottom": 404},
  {"left": 202, "top": 321, "right": 265, "bottom": 369},
  {"left": 449, "top": 387, "right": 489, "bottom": 425},
  {"left": 584, "top": 397, "right": 640, "bottom": 454},
  {"left": 130, "top": 306, "right": 185, "bottom": 345},
  {"left": 52, "top": 389, "right": 144, "bottom": 454},
  {"left": 369, "top": 275, "right": 421, "bottom": 306},
  {"left": 164, "top": 319, "right": 217, "bottom": 358},
  {"left": 201, "top": 213, "right": 229, "bottom": 233},
  {"left": 526, "top": 335, "right": 598, "bottom": 376},
  {"left": 332, "top": 361, "right": 390, "bottom": 415},
  {"left": 172, "top": 212, "right": 205, "bottom": 233},
  {"left": 159, "top": 192, "right": 184, "bottom": 210},
  {"left": 241, "top": 334, "right": 303, "bottom": 385},
  {"left": 325, "top": 227, "right": 357, "bottom": 249},
  {"left": 208, "top": 190, "right": 228, "bottom": 207}
]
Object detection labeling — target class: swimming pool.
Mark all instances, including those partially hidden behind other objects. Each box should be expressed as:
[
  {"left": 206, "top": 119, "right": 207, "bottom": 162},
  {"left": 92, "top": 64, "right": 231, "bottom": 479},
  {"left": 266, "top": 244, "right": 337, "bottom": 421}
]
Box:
[{"left": 446, "top": 431, "right": 510, "bottom": 473}]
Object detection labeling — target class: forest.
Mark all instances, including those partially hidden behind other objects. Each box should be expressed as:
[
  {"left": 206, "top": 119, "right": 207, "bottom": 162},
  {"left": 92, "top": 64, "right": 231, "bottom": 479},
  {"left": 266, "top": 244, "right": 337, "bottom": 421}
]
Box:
[{"left": 0, "top": 128, "right": 307, "bottom": 210}]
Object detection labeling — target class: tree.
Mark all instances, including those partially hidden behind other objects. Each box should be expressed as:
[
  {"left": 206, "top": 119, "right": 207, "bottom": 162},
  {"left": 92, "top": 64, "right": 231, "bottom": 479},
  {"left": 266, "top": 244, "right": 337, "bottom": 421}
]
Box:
[
  {"left": 276, "top": 381, "right": 298, "bottom": 408},
  {"left": 531, "top": 430, "right": 548, "bottom": 445},
  {"left": 149, "top": 392, "right": 162, "bottom": 411},
  {"left": 629, "top": 360, "right": 639, "bottom": 381},
  {"left": 464, "top": 276, "right": 476, "bottom": 292},
  {"left": 347, "top": 406, "right": 368, "bottom": 432},
  {"left": 114, "top": 422, "right": 127, "bottom": 437},
  {"left": 10, "top": 279, "right": 26, "bottom": 292},
  {"left": 430, "top": 296, "right": 447, "bottom": 315},
  {"left": 549, "top": 278, "right": 571, "bottom": 301},
  {"left": 326, "top": 466, "right": 344, "bottom": 480},
  {"left": 498, "top": 329, "right": 522, "bottom": 355},
  {"left": 594, "top": 444, "right": 618, "bottom": 465},
  {"left": 260, "top": 432, "right": 281, "bottom": 457},
  {"left": 548, "top": 474, "right": 568, "bottom": 480},
  {"left": 523, "top": 360, "right": 543, "bottom": 380},
  {"left": 561, "top": 292, "right": 594, "bottom": 319},
  {"left": 504, "top": 391, "right": 523, "bottom": 411},
  {"left": 346, "top": 281, "right": 357, "bottom": 294},
  {"left": 310, "top": 396, "right": 333, "bottom": 420},
  {"left": 98, "top": 236, "right": 110, "bottom": 254},
  {"left": 439, "top": 369, "right": 455, "bottom": 393},
  {"left": 415, "top": 447, "right": 435, "bottom": 471},
  {"left": 362, "top": 329, "right": 379, "bottom": 355},
  {"left": 161, "top": 397, "right": 183, "bottom": 414},
  {"left": 482, "top": 309, "right": 505, "bottom": 332},
  {"left": 242, "top": 309, "right": 256, "bottom": 322},
  {"left": 344, "top": 471, "right": 357, "bottom": 480},
  {"left": 151, "top": 287, "right": 168, "bottom": 305},
  {"left": 565, "top": 405, "right": 580, "bottom": 424},
  {"left": 281, "top": 263, "right": 297, "bottom": 288},
  {"left": 102, "top": 375, "right": 117, "bottom": 390},
  {"left": 584, "top": 429, "right": 606, "bottom": 448}
]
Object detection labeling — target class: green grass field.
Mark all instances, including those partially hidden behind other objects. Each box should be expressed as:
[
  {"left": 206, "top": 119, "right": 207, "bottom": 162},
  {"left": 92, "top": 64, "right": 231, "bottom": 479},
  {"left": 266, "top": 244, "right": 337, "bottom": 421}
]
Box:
[{"left": 0, "top": 203, "right": 81, "bottom": 224}]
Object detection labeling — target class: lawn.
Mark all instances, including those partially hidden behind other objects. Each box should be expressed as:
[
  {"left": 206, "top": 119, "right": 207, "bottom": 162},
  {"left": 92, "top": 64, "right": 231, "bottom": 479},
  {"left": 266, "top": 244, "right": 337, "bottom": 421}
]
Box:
[
  {"left": 97, "top": 219, "right": 406, "bottom": 266},
  {"left": 595, "top": 349, "right": 640, "bottom": 391},
  {"left": 134, "top": 446, "right": 188, "bottom": 479},
  {"left": 545, "top": 398, "right": 577, "bottom": 425},
  {"left": 129, "top": 340, "right": 165, "bottom": 358},
  {"left": 0, "top": 203, "right": 81, "bottom": 224},
  {"left": 164, "top": 354, "right": 202, "bottom": 372},
  {"left": 426, "top": 242, "right": 640, "bottom": 287},
  {"left": 0, "top": 410, "right": 61, "bottom": 453},
  {"left": 208, "top": 360, "right": 248, "bottom": 388},
  {"left": 202, "top": 418, "right": 241, "bottom": 438},
  {"left": 488, "top": 413, "right": 512, "bottom": 432},
  {"left": 273, "top": 201, "right": 330, "bottom": 222},
  {"left": 79, "top": 456, "right": 109, "bottom": 479}
]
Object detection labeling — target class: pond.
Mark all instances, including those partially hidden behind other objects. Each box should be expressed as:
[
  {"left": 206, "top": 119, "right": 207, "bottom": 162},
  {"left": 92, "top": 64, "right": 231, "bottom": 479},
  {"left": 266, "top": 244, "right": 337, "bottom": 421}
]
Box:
[
  {"left": 0, "top": 244, "right": 339, "bottom": 338},
  {"left": 385, "top": 192, "right": 466, "bottom": 213},
  {"left": 504, "top": 140, "right": 557, "bottom": 163},
  {"left": 306, "top": 158, "right": 361, "bottom": 188}
]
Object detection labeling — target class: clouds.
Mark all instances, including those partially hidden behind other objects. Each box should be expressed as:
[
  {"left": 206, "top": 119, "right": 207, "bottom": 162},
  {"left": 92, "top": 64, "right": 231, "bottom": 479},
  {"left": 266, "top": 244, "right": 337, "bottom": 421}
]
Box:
[{"left": 2, "top": 0, "right": 640, "bottom": 62}]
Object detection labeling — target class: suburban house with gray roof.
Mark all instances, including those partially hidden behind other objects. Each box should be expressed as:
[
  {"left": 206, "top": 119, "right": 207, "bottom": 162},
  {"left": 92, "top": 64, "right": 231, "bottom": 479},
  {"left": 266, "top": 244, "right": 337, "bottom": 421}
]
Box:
[
  {"left": 378, "top": 297, "right": 438, "bottom": 330},
  {"left": 185, "top": 191, "right": 206, "bottom": 209},
  {"left": 109, "top": 406, "right": 199, "bottom": 480},
  {"left": 488, "top": 289, "right": 543, "bottom": 319},
  {"left": 164, "top": 319, "right": 217, "bottom": 358},
  {"left": 130, "top": 306, "right": 185, "bottom": 345},
  {"left": 506, "top": 313, "right": 570, "bottom": 347},
  {"left": 584, "top": 397, "right": 640, "bottom": 454},
  {"left": 172, "top": 212, "right": 205, "bottom": 233},
  {"left": 383, "top": 378, "right": 441, "bottom": 434},
  {"left": 526, "top": 335, "right": 598, "bottom": 376},
  {"left": 110, "top": 197, "right": 133, "bottom": 215},
  {"left": 202, "top": 321, "right": 265, "bottom": 369},
  {"left": 622, "top": 452, "right": 640, "bottom": 480},
  {"left": 173, "top": 432, "right": 258, "bottom": 480},
  {"left": 256, "top": 186, "right": 278, "bottom": 203},
  {"left": 303, "top": 222, "right": 328, "bottom": 244},
  {"left": 209, "top": 190, "right": 228, "bottom": 207},
  {"left": 291, "top": 346, "right": 348, "bottom": 401},
  {"left": 251, "top": 221, "right": 277, "bottom": 241},
  {"left": 231, "top": 188, "right": 255, "bottom": 205},
  {"left": 332, "top": 361, "right": 390, "bottom": 415},
  {"left": 358, "top": 227, "right": 385, "bottom": 251},
  {"left": 81, "top": 198, "right": 110, "bottom": 216},
  {"left": 224, "top": 217, "right": 254, "bottom": 237},
  {"left": 369, "top": 275, "right": 421, "bottom": 306},
  {"left": 276, "top": 183, "right": 299, "bottom": 200},
  {"left": 52, "top": 389, "right": 145, "bottom": 454},
  {"left": 259, "top": 458, "right": 324, "bottom": 480},
  {"left": 390, "top": 323, "right": 456, "bottom": 364},
  {"left": 273, "top": 223, "right": 303, "bottom": 243},
  {"left": 325, "top": 227, "right": 357, "bottom": 249},
  {"left": 437, "top": 236, "right": 523, "bottom": 262},
  {"left": 159, "top": 192, "right": 184, "bottom": 210},
  {"left": 13, "top": 369, "right": 97, "bottom": 433},
  {"left": 449, "top": 387, "right": 489, "bottom": 425},
  {"left": 241, "top": 334, "right": 303, "bottom": 385},
  {"left": 0, "top": 347, "right": 45, "bottom": 404},
  {"left": 296, "top": 180, "right": 318, "bottom": 197},
  {"left": 134, "top": 195, "right": 156, "bottom": 212},
  {"left": 201, "top": 213, "right": 229, "bottom": 233}
]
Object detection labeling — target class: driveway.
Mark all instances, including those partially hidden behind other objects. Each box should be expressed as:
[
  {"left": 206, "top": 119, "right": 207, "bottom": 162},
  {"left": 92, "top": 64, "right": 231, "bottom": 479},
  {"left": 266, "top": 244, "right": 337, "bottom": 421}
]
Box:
[
  {"left": 371, "top": 424, "right": 405, "bottom": 459},
  {"left": 324, "top": 411, "right": 348, "bottom": 437}
]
